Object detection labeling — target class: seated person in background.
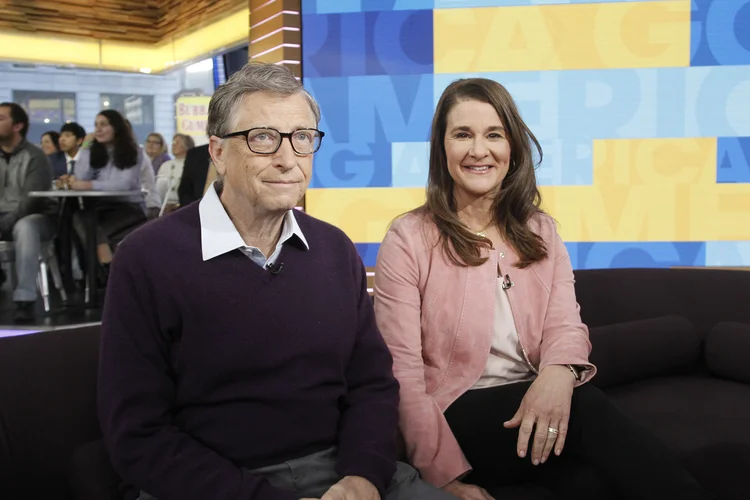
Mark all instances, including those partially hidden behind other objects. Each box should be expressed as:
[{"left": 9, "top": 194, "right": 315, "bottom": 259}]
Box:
[
  {"left": 98, "top": 62, "right": 455, "bottom": 500},
  {"left": 57, "top": 122, "right": 86, "bottom": 177},
  {"left": 373, "top": 78, "right": 716, "bottom": 500},
  {"left": 140, "top": 152, "right": 161, "bottom": 220},
  {"left": 144, "top": 132, "right": 171, "bottom": 173},
  {"left": 177, "top": 142, "right": 210, "bottom": 207},
  {"left": 66, "top": 109, "right": 147, "bottom": 270},
  {"left": 121, "top": 118, "right": 162, "bottom": 220},
  {"left": 155, "top": 133, "right": 195, "bottom": 212},
  {"left": 0, "top": 103, "right": 58, "bottom": 321},
  {"left": 43, "top": 130, "right": 67, "bottom": 178},
  {"left": 40, "top": 130, "right": 60, "bottom": 156}
]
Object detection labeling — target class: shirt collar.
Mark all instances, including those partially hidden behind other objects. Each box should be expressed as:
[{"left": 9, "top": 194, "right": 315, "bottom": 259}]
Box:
[
  {"left": 65, "top": 150, "right": 81, "bottom": 163},
  {"left": 199, "top": 182, "right": 309, "bottom": 262}
]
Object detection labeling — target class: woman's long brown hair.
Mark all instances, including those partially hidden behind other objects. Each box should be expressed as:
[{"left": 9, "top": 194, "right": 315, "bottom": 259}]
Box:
[{"left": 414, "top": 78, "right": 547, "bottom": 269}]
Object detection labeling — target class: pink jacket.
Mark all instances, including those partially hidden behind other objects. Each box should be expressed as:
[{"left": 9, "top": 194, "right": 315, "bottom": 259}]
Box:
[{"left": 373, "top": 212, "right": 596, "bottom": 487}]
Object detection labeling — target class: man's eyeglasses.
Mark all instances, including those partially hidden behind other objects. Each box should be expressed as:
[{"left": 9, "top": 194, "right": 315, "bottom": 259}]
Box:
[{"left": 222, "top": 127, "right": 325, "bottom": 155}]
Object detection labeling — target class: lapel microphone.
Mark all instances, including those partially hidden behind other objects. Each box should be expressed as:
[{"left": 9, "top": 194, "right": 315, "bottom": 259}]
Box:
[{"left": 501, "top": 274, "right": 514, "bottom": 290}]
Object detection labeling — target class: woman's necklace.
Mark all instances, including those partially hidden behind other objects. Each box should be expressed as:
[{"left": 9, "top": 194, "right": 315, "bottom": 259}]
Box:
[{"left": 475, "top": 221, "right": 495, "bottom": 237}]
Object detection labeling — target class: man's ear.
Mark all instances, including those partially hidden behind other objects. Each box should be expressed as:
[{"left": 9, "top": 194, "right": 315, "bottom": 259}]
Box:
[{"left": 208, "top": 136, "right": 227, "bottom": 178}]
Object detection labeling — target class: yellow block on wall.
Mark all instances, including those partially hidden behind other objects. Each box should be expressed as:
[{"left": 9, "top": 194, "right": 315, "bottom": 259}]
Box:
[
  {"left": 541, "top": 138, "right": 750, "bottom": 242},
  {"left": 434, "top": 0, "right": 691, "bottom": 73},
  {"left": 305, "top": 187, "right": 426, "bottom": 243}
]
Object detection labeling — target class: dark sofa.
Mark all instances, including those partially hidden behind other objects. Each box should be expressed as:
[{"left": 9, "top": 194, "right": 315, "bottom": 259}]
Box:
[{"left": 1, "top": 268, "right": 749, "bottom": 500}]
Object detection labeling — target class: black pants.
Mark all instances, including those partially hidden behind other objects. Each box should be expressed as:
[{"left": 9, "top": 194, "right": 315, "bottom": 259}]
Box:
[
  {"left": 72, "top": 201, "right": 146, "bottom": 245},
  {"left": 444, "top": 381, "right": 716, "bottom": 500}
]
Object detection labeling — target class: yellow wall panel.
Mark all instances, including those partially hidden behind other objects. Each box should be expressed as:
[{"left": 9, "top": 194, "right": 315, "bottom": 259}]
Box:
[
  {"left": 591, "top": 137, "right": 717, "bottom": 186},
  {"left": 688, "top": 184, "right": 750, "bottom": 241},
  {"left": 100, "top": 41, "right": 175, "bottom": 73},
  {"left": 434, "top": 0, "right": 690, "bottom": 73},
  {"left": 305, "top": 188, "right": 425, "bottom": 243},
  {"left": 172, "top": 9, "right": 249, "bottom": 65},
  {"left": 541, "top": 137, "right": 750, "bottom": 242},
  {"left": 0, "top": 32, "right": 100, "bottom": 67}
]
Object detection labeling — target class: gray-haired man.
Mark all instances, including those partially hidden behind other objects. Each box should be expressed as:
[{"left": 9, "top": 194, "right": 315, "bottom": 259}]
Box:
[{"left": 98, "top": 62, "right": 456, "bottom": 500}]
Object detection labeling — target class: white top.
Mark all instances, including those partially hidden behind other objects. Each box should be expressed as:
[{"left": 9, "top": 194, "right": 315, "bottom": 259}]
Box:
[
  {"left": 471, "top": 275, "right": 535, "bottom": 389},
  {"left": 73, "top": 147, "right": 146, "bottom": 206},
  {"left": 156, "top": 157, "right": 185, "bottom": 205},
  {"left": 65, "top": 149, "right": 81, "bottom": 174},
  {"left": 139, "top": 148, "right": 161, "bottom": 209},
  {"left": 198, "top": 182, "right": 309, "bottom": 268}
]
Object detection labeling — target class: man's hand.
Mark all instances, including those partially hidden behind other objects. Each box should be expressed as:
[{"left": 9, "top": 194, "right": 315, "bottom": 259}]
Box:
[
  {"left": 303, "top": 476, "right": 380, "bottom": 500},
  {"left": 503, "top": 365, "right": 576, "bottom": 465},
  {"left": 442, "top": 480, "right": 495, "bottom": 500}
]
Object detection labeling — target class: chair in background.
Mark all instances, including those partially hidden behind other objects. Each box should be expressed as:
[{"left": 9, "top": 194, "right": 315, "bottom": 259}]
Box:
[{"left": 0, "top": 240, "right": 68, "bottom": 312}]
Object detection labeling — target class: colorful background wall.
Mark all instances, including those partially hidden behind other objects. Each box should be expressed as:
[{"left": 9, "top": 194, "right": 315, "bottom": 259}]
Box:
[{"left": 301, "top": 0, "right": 750, "bottom": 270}]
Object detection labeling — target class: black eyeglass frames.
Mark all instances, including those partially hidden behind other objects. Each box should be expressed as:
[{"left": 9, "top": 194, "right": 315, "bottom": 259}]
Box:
[{"left": 221, "top": 127, "right": 325, "bottom": 155}]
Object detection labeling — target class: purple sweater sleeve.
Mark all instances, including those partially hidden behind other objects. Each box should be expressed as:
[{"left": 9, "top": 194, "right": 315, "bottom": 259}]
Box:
[
  {"left": 334, "top": 245, "right": 400, "bottom": 496},
  {"left": 97, "top": 246, "right": 298, "bottom": 500}
]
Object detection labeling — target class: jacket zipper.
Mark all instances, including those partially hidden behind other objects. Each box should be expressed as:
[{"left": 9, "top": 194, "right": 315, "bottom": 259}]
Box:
[{"left": 497, "top": 260, "right": 538, "bottom": 374}]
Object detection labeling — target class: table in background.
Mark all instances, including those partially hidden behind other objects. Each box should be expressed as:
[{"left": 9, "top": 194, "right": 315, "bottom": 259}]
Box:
[{"left": 29, "top": 190, "right": 144, "bottom": 307}]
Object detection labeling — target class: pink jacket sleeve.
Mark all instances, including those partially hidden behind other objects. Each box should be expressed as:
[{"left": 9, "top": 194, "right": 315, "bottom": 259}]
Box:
[
  {"left": 373, "top": 219, "right": 471, "bottom": 487},
  {"left": 538, "top": 221, "right": 597, "bottom": 384}
]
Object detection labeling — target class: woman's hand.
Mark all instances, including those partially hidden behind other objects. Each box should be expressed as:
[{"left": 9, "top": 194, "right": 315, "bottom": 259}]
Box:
[
  {"left": 314, "top": 476, "right": 380, "bottom": 500},
  {"left": 442, "top": 480, "right": 495, "bottom": 500},
  {"left": 68, "top": 177, "right": 93, "bottom": 191},
  {"left": 503, "top": 365, "right": 576, "bottom": 465}
]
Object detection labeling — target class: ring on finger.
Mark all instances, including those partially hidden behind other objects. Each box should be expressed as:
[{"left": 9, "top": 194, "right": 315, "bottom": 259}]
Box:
[{"left": 547, "top": 427, "right": 558, "bottom": 435}]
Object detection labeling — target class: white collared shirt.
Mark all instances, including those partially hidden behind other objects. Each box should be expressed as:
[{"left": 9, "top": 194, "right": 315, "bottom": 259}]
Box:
[
  {"left": 65, "top": 149, "right": 81, "bottom": 174},
  {"left": 199, "top": 182, "right": 309, "bottom": 268}
]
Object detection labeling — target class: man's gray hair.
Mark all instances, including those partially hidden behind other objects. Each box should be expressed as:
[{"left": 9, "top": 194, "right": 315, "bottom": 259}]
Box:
[{"left": 206, "top": 62, "right": 320, "bottom": 138}]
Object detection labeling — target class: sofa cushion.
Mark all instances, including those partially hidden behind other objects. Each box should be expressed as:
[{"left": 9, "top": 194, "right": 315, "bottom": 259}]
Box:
[
  {"left": 0, "top": 326, "right": 102, "bottom": 499},
  {"left": 606, "top": 376, "right": 750, "bottom": 500},
  {"left": 705, "top": 322, "right": 750, "bottom": 384},
  {"left": 588, "top": 316, "right": 701, "bottom": 389},
  {"left": 68, "top": 440, "right": 135, "bottom": 500}
]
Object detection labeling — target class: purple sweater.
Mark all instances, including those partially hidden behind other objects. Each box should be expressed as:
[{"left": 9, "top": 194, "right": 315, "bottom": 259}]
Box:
[{"left": 98, "top": 203, "right": 400, "bottom": 500}]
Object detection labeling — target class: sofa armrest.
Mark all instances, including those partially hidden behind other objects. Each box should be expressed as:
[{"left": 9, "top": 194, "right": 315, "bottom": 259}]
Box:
[
  {"left": 588, "top": 315, "right": 701, "bottom": 389},
  {"left": 705, "top": 322, "right": 750, "bottom": 384}
]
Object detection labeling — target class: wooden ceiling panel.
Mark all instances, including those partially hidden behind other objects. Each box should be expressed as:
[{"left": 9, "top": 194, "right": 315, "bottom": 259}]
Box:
[
  {"left": 158, "top": 0, "right": 247, "bottom": 39},
  {"left": 0, "top": 0, "right": 246, "bottom": 44}
]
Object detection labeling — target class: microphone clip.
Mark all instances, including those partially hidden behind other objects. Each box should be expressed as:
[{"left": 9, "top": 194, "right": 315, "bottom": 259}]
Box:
[
  {"left": 501, "top": 274, "right": 514, "bottom": 290},
  {"left": 266, "top": 262, "right": 284, "bottom": 275}
]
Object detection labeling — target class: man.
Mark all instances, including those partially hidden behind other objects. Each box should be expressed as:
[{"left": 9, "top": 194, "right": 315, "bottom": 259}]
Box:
[
  {"left": 177, "top": 142, "right": 211, "bottom": 207},
  {"left": 58, "top": 122, "right": 86, "bottom": 176},
  {"left": 0, "top": 103, "right": 58, "bottom": 321},
  {"left": 49, "top": 121, "right": 86, "bottom": 180},
  {"left": 53, "top": 122, "right": 87, "bottom": 284},
  {"left": 98, "top": 63, "right": 454, "bottom": 500}
]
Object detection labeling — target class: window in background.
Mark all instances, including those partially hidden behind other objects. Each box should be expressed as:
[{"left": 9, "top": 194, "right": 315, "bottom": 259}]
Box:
[
  {"left": 224, "top": 45, "right": 249, "bottom": 80},
  {"left": 100, "top": 94, "right": 155, "bottom": 144},
  {"left": 13, "top": 90, "right": 76, "bottom": 148},
  {"left": 184, "top": 58, "right": 216, "bottom": 96}
]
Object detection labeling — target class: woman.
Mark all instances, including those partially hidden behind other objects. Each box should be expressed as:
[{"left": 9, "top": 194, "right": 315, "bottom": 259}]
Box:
[
  {"left": 145, "top": 132, "right": 171, "bottom": 173},
  {"left": 67, "top": 109, "right": 147, "bottom": 268},
  {"left": 373, "top": 78, "right": 715, "bottom": 500},
  {"left": 40, "top": 130, "right": 60, "bottom": 155},
  {"left": 155, "top": 133, "right": 195, "bottom": 211},
  {"left": 43, "top": 130, "right": 68, "bottom": 177}
]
